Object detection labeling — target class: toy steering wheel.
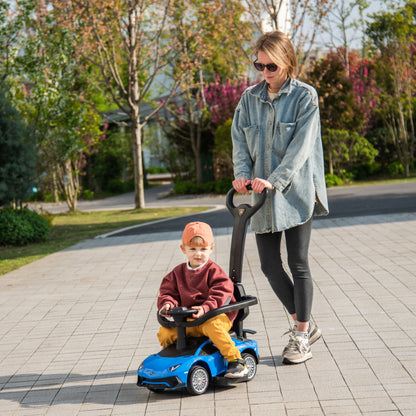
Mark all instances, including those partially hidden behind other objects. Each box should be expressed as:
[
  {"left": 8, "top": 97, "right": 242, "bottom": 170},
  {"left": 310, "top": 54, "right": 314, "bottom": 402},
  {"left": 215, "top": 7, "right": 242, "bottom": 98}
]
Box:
[{"left": 164, "top": 306, "right": 197, "bottom": 319}]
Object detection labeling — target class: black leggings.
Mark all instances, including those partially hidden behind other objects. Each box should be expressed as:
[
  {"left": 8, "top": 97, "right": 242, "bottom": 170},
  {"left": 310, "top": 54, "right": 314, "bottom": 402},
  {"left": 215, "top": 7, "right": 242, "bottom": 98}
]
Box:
[{"left": 255, "top": 218, "right": 313, "bottom": 322}]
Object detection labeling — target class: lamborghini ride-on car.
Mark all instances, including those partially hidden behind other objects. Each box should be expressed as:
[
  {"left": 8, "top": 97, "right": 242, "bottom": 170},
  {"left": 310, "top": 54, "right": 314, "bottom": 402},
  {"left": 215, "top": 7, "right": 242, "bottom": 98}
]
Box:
[
  {"left": 137, "top": 186, "right": 267, "bottom": 395},
  {"left": 137, "top": 306, "right": 259, "bottom": 395}
]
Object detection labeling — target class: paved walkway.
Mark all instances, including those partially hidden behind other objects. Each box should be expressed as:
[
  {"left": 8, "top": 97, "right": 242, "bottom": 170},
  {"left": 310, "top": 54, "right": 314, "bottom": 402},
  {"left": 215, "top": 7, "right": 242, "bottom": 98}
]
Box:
[
  {"left": 28, "top": 183, "right": 228, "bottom": 213},
  {"left": 2, "top": 189, "right": 416, "bottom": 415}
]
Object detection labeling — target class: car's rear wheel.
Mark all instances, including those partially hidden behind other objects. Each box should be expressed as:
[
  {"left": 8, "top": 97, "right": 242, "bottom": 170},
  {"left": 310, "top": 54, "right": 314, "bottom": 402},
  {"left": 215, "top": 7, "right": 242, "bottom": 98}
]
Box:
[
  {"left": 187, "top": 365, "right": 210, "bottom": 395},
  {"left": 242, "top": 352, "right": 257, "bottom": 381}
]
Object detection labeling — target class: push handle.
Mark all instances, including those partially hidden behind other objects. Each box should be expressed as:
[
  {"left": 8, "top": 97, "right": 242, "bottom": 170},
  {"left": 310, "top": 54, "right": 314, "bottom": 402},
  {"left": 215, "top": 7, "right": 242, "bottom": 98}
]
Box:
[
  {"left": 226, "top": 184, "right": 267, "bottom": 215},
  {"left": 226, "top": 185, "right": 268, "bottom": 283}
]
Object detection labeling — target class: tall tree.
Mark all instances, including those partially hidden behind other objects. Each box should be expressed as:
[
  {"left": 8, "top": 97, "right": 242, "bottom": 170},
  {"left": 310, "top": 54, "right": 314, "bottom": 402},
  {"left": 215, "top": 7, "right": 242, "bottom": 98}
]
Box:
[
  {"left": 165, "top": 0, "right": 251, "bottom": 185},
  {"left": 9, "top": 0, "right": 103, "bottom": 211},
  {"left": 323, "top": 0, "right": 369, "bottom": 76},
  {"left": 0, "top": 0, "right": 18, "bottom": 81},
  {"left": 366, "top": 1, "right": 416, "bottom": 177},
  {"left": 348, "top": 52, "right": 379, "bottom": 134},
  {"left": 0, "top": 84, "right": 36, "bottom": 207},
  {"left": 305, "top": 51, "right": 375, "bottom": 175},
  {"left": 243, "top": 0, "right": 291, "bottom": 33},
  {"left": 52, "top": 0, "right": 182, "bottom": 208}
]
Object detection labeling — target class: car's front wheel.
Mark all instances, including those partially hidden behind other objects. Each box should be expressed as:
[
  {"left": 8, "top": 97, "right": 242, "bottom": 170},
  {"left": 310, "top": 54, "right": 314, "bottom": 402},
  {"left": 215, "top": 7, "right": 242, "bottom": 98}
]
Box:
[{"left": 187, "top": 365, "right": 210, "bottom": 395}]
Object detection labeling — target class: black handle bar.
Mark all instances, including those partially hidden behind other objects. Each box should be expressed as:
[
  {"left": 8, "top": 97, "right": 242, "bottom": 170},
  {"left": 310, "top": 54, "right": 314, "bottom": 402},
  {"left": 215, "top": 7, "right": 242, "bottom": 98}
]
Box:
[
  {"left": 226, "top": 185, "right": 268, "bottom": 283},
  {"left": 226, "top": 184, "right": 267, "bottom": 214}
]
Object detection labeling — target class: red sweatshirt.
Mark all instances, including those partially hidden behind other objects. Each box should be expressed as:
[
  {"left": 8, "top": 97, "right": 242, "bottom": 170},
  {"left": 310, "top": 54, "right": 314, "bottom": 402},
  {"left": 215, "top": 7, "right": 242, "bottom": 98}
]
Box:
[{"left": 157, "top": 259, "right": 238, "bottom": 323}]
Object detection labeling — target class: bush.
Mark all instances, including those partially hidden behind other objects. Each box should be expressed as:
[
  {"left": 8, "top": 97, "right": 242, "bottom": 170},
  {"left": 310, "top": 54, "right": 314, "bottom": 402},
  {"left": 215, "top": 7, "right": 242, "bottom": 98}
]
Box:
[
  {"left": 82, "top": 189, "right": 95, "bottom": 200},
  {"left": 173, "top": 180, "right": 199, "bottom": 195},
  {"left": 172, "top": 178, "right": 233, "bottom": 195},
  {"left": 146, "top": 166, "right": 169, "bottom": 174},
  {"left": 386, "top": 161, "right": 404, "bottom": 176},
  {"left": 214, "top": 178, "right": 233, "bottom": 194},
  {"left": 349, "top": 162, "right": 382, "bottom": 180},
  {"left": 199, "top": 182, "right": 216, "bottom": 193},
  {"left": 0, "top": 207, "right": 51, "bottom": 246},
  {"left": 107, "top": 179, "right": 134, "bottom": 194},
  {"left": 325, "top": 174, "right": 343, "bottom": 187}
]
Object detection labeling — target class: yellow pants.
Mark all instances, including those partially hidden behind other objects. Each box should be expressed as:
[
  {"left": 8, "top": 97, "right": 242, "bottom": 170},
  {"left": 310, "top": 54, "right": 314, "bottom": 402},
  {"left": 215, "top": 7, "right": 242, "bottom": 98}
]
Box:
[{"left": 157, "top": 313, "right": 241, "bottom": 362}]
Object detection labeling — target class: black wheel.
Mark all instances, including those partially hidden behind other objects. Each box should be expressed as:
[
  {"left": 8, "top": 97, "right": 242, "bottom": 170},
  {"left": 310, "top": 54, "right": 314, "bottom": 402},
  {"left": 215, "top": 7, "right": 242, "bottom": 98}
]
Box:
[
  {"left": 187, "top": 365, "right": 210, "bottom": 395},
  {"left": 242, "top": 352, "right": 257, "bottom": 381}
]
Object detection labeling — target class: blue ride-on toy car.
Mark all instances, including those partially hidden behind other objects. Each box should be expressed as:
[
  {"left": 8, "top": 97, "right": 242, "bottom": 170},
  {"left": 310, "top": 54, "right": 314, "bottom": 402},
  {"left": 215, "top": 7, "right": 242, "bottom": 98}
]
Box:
[{"left": 137, "top": 186, "right": 267, "bottom": 395}]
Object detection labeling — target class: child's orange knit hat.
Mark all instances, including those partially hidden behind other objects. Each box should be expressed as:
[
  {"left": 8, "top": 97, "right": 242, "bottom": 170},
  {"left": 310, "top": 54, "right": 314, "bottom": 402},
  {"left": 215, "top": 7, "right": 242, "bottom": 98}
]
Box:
[{"left": 182, "top": 222, "right": 214, "bottom": 247}]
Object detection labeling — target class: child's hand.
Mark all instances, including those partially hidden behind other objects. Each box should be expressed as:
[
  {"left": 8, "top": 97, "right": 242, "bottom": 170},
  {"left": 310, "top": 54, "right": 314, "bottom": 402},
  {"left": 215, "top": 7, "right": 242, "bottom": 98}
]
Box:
[
  {"left": 159, "top": 304, "right": 171, "bottom": 316},
  {"left": 191, "top": 305, "right": 205, "bottom": 319}
]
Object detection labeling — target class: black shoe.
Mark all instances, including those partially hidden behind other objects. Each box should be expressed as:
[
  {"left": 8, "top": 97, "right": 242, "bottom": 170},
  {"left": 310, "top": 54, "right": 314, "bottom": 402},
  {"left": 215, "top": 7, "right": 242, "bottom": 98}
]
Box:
[{"left": 225, "top": 358, "right": 249, "bottom": 379}]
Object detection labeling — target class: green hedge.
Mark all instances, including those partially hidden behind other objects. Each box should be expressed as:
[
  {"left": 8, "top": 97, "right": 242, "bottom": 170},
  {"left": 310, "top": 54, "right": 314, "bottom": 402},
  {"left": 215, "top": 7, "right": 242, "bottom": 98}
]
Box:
[
  {"left": 325, "top": 173, "right": 343, "bottom": 187},
  {"left": 0, "top": 207, "right": 51, "bottom": 246},
  {"left": 172, "top": 178, "right": 233, "bottom": 195}
]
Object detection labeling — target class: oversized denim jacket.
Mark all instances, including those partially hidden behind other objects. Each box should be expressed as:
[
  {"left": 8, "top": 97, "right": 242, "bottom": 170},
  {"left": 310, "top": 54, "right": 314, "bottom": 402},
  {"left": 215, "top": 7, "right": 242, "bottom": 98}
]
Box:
[{"left": 232, "top": 78, "right": 329, "bottom": 233}]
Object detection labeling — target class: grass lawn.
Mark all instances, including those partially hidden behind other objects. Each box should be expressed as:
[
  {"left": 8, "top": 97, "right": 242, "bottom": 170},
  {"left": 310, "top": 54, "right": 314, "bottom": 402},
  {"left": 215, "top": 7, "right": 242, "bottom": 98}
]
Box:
[{"left": 0, "top": 206, "right": 208, "bottom": 276}]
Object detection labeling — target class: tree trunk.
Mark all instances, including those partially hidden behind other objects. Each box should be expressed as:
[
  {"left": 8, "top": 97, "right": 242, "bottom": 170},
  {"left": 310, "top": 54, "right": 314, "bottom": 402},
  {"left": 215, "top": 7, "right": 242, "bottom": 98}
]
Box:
[
  {"left": 60, "top": 159, "right": 78, "bottom": 211},
  {"left": 328, "top": 150, "right": 334, "bottom": 175},
  {"left": 52, "top": 170, "right": 59, "bottom": 203},
  {"left": 195, "top": 153, "right": 203, "bottom": 185},
  {"left": 195, "top": 116, "right": 203, "bottom": 185},
  {"left": 131, "top": 110, "right": 145, "bottom": 209}
]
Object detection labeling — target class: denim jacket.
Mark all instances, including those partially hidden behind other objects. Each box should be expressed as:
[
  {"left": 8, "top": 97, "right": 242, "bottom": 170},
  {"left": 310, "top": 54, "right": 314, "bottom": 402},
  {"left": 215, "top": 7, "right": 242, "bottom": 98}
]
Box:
[{"left": 232, "top": 78, "right": 329, "bottom": 232}]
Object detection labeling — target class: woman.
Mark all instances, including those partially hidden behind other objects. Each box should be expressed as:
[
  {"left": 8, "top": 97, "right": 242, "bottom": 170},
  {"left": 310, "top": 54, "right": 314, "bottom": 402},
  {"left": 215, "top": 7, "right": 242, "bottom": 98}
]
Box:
[{"left": 232, "top": 31, "right": 329, "bottom": 364}]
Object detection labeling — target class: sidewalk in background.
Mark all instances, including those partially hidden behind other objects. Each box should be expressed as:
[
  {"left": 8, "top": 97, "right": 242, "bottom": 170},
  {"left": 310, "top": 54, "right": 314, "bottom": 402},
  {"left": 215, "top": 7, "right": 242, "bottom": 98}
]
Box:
[{"left": 28, "top": 183, "right": 228, "bottom": 214}]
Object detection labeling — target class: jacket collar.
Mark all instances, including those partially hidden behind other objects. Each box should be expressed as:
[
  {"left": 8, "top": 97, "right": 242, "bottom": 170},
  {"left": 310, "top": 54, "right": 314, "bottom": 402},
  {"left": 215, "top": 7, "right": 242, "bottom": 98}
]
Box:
[{"left": 249, "top": 78, "right": 293, "bottom": 101}]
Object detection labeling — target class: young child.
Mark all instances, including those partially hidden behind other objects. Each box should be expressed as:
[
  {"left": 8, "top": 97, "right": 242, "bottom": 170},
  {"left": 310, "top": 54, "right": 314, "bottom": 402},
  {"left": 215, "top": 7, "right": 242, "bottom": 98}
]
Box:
[{"left": 157, "top": 221, "right": 248, "bottom": 379}]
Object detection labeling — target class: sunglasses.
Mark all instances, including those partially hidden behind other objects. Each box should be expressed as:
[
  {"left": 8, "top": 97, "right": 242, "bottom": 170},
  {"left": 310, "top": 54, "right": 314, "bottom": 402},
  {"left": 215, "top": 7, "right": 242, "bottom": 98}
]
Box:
[{"left": 253, "top": 61, "right": 278, "bottom": 72}]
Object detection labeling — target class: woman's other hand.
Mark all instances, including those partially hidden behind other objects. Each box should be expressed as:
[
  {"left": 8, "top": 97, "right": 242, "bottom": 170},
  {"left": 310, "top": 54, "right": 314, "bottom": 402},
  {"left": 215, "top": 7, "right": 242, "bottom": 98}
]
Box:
[
  {"left": 232, "top": 178, "right": 251, "bottom": 194},
  {"left": 251, "top": 178, "right": 273, "bottom": 193}
]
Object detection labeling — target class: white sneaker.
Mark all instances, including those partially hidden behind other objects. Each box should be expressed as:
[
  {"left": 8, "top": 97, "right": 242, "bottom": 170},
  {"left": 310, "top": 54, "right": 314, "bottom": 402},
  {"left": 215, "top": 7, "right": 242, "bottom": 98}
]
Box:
[
  {"left": 308, "top": 321, "right": 322, "bottom": 345},
  {"left": 282, "top": 335, "right": 312, "bottom": 364},
  {"left": 282, "top": 321, "right": 322, "bottom": 351}
]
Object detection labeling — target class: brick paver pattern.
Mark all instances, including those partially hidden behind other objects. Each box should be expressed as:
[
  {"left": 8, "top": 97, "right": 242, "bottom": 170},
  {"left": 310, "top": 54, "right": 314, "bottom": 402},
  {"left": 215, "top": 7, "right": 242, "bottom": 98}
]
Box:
[{"left": 1, "top": 213, "right": 416, "bottom": 415}]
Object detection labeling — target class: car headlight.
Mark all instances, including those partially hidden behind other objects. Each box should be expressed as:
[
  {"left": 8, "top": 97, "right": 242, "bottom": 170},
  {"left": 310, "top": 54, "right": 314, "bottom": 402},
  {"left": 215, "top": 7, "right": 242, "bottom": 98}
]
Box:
[
  {"left": 169, "top": 364, "right": 182, "bottom": 372},
  {"left": 138, "top": 362, "right": 144, "bottom": 370}
]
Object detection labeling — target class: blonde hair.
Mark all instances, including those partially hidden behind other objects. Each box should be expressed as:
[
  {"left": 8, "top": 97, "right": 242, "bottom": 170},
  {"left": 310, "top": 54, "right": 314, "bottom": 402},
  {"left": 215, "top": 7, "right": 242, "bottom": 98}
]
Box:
[{"left": 253, "top": 31, "right": 298, "bottom": 78}]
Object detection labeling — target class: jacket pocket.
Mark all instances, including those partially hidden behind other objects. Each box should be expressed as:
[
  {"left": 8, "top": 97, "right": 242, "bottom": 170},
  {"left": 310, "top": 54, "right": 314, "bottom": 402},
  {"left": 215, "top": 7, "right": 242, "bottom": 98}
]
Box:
[
  {"left": 276, "top": 122, "right": 296, "bottom": 154},
  {"left": 243, "top": 125, "right": 260, "bottom": 158}
]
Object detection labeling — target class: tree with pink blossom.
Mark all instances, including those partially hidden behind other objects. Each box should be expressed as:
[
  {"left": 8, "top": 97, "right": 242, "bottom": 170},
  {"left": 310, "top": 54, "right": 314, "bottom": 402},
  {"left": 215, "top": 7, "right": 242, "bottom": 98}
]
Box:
[
  {"left": 204, "top": 75, "right": 251, "bottom": 132},
  {"left": 204, "top": 76, "right": 252, "bottom": 180}
]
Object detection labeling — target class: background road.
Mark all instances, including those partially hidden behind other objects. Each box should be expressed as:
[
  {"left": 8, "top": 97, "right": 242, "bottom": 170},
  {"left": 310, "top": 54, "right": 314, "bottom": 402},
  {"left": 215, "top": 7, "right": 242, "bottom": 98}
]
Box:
[{"left": 109, "top": 181, "right": 416, "bottom": 236}]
